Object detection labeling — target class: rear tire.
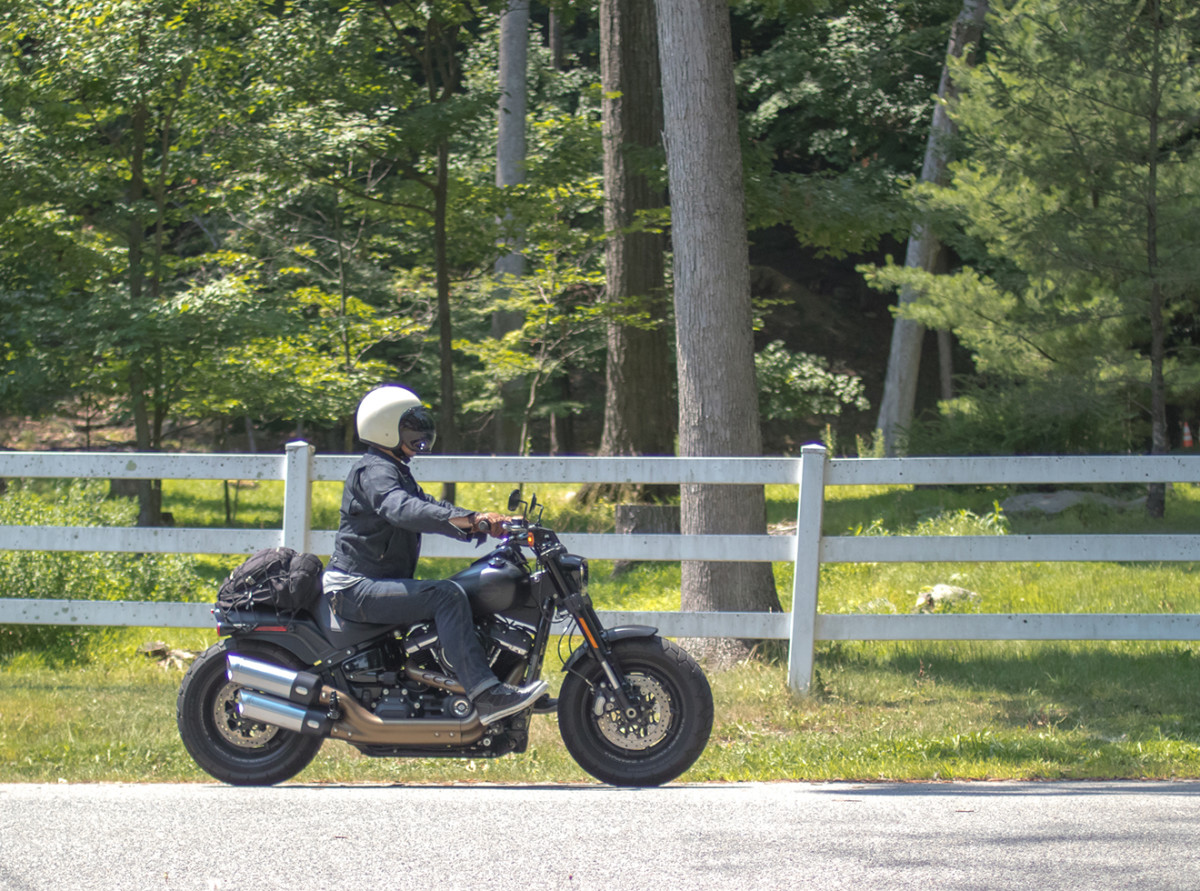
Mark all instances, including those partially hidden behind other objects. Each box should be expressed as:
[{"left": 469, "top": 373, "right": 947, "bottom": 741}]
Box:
[
  {"left": 558, "top": 636, "right": 713, "bottom": 787},
  {"left": 177, "top": 639, "right": 323, "bottom": 785}
]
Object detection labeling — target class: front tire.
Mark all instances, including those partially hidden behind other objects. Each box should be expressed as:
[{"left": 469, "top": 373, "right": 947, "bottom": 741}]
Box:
[
  {"left": 558, "top": 636, "right": 713, "bottom": 787},
  {"left": 176, "top": 639, "right": 324, "bottom": 786}
]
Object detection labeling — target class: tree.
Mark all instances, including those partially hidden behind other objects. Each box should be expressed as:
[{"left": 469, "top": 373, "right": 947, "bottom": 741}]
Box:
[
  {"left": 0, "top": 0, "right": 270, "bottom": 523},
  {"left": 492, "top": 0, "right": 531, "bottom": 454},
  {"left": 592, "top": 0, "right": 676, "bottom": 501},
  {"left": 874, "top": 0, "right": 989, "bottom": 456},
  {"left": 737, "top": 0, "right": 960, "bottom": 255},
  {"left": 241, "top": 1, "right": 517, "bottom": 447},
  {"left": 656, "top": 0, "right": 782, "bottom": 649},
  {"left": 871, "top": 0, "right": 1200, "bottom": 515}
]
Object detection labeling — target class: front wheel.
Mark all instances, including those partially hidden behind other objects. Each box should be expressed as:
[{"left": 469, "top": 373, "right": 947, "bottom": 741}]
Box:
[
  {"left": 558, "top": 636, "right": 713, "bottom": 787},
  {"left": 176, "top": 639, "right": 324, "bottom": 785}
]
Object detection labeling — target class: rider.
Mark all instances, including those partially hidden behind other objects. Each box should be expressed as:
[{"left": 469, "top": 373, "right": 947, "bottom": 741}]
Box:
[{"left": 322, "top": 384, "right": 547, "bottom": 725}]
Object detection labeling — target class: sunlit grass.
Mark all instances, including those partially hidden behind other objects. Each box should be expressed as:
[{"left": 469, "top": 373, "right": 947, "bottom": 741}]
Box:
[
  {"left": 4, "top": 479, "right": 1200, "bottom": 782},
  {"left": 5, "top": 631, "right": 1200, "bottom": 783}
]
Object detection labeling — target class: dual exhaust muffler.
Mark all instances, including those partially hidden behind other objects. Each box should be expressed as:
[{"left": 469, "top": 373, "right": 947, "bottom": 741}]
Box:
[{"left": 227, "top": 654, "right": 484, "bottom": 746}]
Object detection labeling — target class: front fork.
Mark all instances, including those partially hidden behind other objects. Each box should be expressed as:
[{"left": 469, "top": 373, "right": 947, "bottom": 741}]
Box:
[
  {"left": 532, "top": 548, "right": 657, "bottom": 717},
  {"left": 561, "top": 610, "right": 659, "bottom": 718}
]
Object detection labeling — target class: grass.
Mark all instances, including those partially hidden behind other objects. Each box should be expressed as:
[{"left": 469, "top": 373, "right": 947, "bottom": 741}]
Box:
[{"left": 3, "top": 479, "right": 1200, "bottom": 783}]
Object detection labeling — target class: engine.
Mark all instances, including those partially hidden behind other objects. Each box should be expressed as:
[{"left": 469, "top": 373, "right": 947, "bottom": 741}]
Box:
[
  {"left": 336, "top": 616, "right": 536, "bottom": 721},
  {"left": 403, "top": 615, "right": 536, "bottom": 686}
]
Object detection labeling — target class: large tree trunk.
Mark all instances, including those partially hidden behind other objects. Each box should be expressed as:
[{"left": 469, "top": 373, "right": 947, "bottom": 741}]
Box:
[
  {"left": 656, "top": 0, "right": 782, "bottom": 658},
  {"left": 492, "top": 0, "right": 529, "bottom": 454},
  {"left": 876, "top": 0, "right": 989, "bottom": 456},
  {"left": 588, "top": 0, "right": 675, "bottom": 503}
]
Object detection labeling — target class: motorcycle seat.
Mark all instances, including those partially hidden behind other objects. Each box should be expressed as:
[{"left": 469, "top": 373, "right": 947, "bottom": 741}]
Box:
[{"left": 313, "top": 592, "right": 395, "bottom": 648}]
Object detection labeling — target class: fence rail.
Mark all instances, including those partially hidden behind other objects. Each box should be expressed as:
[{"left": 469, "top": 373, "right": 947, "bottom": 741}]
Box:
[{"left": 2, "top": 442, "right": 1199, "bottom": 692}]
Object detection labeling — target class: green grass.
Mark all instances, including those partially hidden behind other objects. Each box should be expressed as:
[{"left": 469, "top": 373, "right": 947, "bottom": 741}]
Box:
[{"left": 3, "top": 479, "right": 1200, "bottom": 783}]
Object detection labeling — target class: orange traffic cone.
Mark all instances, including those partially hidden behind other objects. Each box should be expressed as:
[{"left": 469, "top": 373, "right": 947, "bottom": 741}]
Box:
[{"left": 1184, "top": 422, "right": 1194, "bottom": 449}]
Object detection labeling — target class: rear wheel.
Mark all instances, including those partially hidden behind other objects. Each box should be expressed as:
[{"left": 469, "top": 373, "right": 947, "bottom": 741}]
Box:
[
  {"left": 176, "top": 640, "right": 323, "bottom": 785},
  {"left": 558, "top": 636, "right": 713, "bottom": 787}
]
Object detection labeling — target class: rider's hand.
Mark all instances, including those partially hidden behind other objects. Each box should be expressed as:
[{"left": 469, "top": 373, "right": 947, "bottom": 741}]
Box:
[{"left": 474, "top": 512, "right": 513, "bottom": 538}]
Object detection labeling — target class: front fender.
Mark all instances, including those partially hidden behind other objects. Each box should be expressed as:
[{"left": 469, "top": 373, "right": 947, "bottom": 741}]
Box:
[{"left": 561, "top": 624, "right": 658, "bottom": 674}]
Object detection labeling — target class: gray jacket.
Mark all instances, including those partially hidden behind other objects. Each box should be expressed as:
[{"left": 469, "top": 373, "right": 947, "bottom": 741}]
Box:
[{"left": 327, "top": 448, "right": 474, "bottom": 581}]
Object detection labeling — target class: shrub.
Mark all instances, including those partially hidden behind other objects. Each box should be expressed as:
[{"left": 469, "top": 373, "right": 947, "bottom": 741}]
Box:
[
  {"left": 904, "top": 378, "right": 1138, "bottom": 456},
  {"left": 0, "top": 480, "right": 205, "bottom": 662}
]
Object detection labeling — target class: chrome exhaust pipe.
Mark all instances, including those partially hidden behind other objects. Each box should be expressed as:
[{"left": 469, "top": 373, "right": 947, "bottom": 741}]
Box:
[
  {"left": 227, "top": 654, "right": 322, "bottom": 707},
  {"left": 326, "top": 693, "right": 483, "bottom": 746},
  {"left": 226, "top": 653, "right": 487, "bottom": 746},
  {"left": 236, "top": 690, "right": 332, "bottom": 736}
]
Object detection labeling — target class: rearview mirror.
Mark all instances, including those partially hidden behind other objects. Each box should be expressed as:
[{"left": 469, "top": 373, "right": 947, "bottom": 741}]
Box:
[{"left": 507, "top": 488, "right": 523, "bottom": 512}]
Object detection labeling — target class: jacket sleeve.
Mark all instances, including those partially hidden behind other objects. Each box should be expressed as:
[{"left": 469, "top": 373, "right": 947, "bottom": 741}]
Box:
[{"left": 358, "top": 461, "right": 475, "bottom": 538}]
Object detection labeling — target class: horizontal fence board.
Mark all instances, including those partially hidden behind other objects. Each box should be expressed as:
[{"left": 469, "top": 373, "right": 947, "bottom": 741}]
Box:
[
  {"left": 821, "top": 534, "right": 1200, "bottom": 564},
  {"left": 7, "top": 450, "right": 1199, "bottom": 488},
  {"left": 0, "top": 599, "right": 216, "bottom": 628},
  {"left": 8, "top": 600, "right": 1193, "bottom": 643},
  {"left": 0, "top": 527, "right": 795, "bottom": 561},
  {"left": 826, "top": 454, "right": 1200, "bottom": 487},
  {"left": 0, "top": 452, "right": 285, "bottom": 481},
  {"left": 417, "top": 532, "right": 796, "bottom": 562},
  {"left": 0, "top": 526, "right": 280, "bottom": 555},
  {"left": 815, "top": 613, "right": 1200, "bottom": 641},
  {"left": 554, "top": 610, "right": 790, "bottom": 639},
  {"left": 0, "top": 599, "right": 788, "bottom": 639},
  {"left": 314, "top": 455, "right": 805, "bottom": 486}
]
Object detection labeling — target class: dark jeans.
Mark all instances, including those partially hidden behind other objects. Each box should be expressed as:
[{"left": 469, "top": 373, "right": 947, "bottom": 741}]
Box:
[{"left": 333, "top": 578, "right": 498, "bottom": 699}]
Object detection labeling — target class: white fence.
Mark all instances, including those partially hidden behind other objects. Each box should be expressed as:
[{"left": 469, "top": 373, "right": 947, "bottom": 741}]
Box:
[{"left": 2, "top": 442, "right": 1199, "bottom": 692}]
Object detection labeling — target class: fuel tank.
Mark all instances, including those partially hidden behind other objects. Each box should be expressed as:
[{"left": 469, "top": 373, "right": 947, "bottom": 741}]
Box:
[{"left": 449, "top": 553, "right": 532, "bottom": 616}]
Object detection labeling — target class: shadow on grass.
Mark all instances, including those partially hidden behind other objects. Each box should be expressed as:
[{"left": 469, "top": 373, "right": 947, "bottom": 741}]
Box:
[{"left": 816, "top": 640, "right": 1200, "bottom": 739}]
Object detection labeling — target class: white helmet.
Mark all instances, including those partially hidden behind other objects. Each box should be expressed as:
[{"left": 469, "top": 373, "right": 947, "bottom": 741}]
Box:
[{"left": 355, "top": 385, "right": 437, "bottom": 453}]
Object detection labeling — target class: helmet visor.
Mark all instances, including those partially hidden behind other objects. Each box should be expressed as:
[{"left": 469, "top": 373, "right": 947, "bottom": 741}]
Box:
[{"left": 399, "top": 406, "right": 437, "bottom": 453}]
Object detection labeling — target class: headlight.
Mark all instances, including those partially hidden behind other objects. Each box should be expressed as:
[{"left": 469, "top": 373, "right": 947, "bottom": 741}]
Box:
[{"left": 561, "top": 555, "right": 588, "bottom": 595}]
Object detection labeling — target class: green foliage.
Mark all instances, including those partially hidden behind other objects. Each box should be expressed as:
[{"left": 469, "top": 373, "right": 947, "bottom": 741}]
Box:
[
  {"left": 755, "top": 340, "right": 869, "bottom": 421},
  {"left": 0, "top": 481, "right": 204, "bottom": 662},
  {"left": 736, "top": 0, "right": 961, "bottom": 255},
  {"left": 903, "top": 378, "right": 1139, "bottom": 456},
  {"left": 866, "top": 0, "right": 1200, "bottom": 454}
]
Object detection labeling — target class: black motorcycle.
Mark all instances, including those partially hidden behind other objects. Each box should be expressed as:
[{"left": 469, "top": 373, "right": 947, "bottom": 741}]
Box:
[{"left": 177, "top": 490, "right": 713, "bottom": 787}]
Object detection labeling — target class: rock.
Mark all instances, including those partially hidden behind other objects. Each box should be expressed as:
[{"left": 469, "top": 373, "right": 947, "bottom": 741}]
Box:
[
  {"left": 915, "top": 583, "right": 980, "bottom": 612},
  {"left": 138, "top": 640, "right": 199, "bottom": 670},
  {"left": 136, "top": 640, "right": 169, "bottom": 658},
  {"left": 1000, "top": 490, "right": 1146, "bottom": 515}
]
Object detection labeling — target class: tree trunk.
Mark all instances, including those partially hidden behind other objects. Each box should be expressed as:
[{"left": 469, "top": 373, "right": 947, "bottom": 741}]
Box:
[
  {"left": 938, "top": 329, "right": 955, "bottom": 401},
  {"left": 492, "top": 0, "right": 529, "bottom": 454},
  {"left": 547, "top": 9, "right": 565, "bottom": 71},
  {"left": 434, "top": 136, "right": 460, "bottom": 503},
  {"left": 128, "top": 102, "right": 162, "bottom": 528},
  {"left": 876, "top": 0, "right": 989, "bottom": 456},
  {"left": 1146, "top": 1, "right": 1166, "bottom": 519},
  {"left": 586, "top": 0, "right": 675, "bottom": 504},
  {"left": 655, "top": 0, "right": 782, "bottom": 653}
]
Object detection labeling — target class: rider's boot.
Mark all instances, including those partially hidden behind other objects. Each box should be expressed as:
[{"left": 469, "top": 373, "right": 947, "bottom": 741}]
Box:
[{"left": 473, "top": 679, "right": 549, "bottom": 725}]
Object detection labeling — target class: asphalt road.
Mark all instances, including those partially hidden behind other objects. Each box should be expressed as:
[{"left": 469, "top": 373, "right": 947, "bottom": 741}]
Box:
[{"left": 2, "top": 780, "right": 1199, "bottom": 890}]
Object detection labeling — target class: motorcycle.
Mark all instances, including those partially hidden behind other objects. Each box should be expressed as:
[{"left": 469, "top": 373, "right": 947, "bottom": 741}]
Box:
[{"left": 177, "top": 490, "right": 714, "bottom": 787}]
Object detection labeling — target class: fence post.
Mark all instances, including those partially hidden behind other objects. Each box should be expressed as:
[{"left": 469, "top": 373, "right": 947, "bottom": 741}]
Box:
[
  {"left": 282, "top": 441, "right": 314, "bottom": 553},
  {"left": 787, "top": 443, "right": 827, "bottom": 693}
]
